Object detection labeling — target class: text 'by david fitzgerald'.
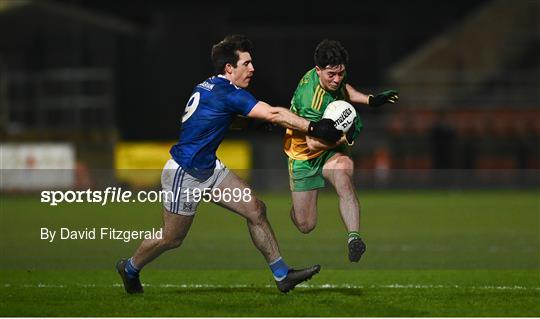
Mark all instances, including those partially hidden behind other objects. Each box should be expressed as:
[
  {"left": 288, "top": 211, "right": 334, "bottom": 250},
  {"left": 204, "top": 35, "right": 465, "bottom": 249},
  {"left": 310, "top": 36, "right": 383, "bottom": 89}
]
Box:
[{"left": 40, "top": 227, "right": 162, "bottom": 243}]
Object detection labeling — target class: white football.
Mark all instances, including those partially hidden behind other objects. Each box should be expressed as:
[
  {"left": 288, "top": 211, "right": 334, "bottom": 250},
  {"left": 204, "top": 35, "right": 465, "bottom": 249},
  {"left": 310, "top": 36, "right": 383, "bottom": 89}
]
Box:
[{"left": 322, "top": 100, "right": 357, "bottom": 133}]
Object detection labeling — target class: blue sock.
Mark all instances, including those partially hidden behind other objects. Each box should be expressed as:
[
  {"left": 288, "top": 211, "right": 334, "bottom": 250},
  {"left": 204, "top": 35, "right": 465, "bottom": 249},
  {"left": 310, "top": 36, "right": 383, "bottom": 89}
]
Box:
[
  {"left": 269, "top": 257, "right": 289, "bottom": 281},
  {"left": 124, "top": 258, "right": 140, "bottom": 279}
]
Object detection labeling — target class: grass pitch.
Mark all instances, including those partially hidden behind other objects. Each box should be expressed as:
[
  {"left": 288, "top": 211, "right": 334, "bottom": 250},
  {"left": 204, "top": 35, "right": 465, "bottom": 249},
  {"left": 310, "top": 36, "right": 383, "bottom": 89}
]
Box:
[{"left": 1, "top": 190, "right": 539, "bottom": 316}]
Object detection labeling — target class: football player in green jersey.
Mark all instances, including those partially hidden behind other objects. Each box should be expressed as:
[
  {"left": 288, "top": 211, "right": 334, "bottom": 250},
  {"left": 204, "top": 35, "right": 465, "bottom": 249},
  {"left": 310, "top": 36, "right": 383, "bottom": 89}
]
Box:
[{"left": 283, "top": 39, "right": 398, "bottom": 262}]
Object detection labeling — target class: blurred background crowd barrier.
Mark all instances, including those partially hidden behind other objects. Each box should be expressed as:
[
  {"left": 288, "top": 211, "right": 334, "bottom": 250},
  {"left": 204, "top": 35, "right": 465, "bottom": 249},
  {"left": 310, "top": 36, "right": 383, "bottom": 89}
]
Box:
[{"left": 1, "top": 0, "right": 539, "bottom": 191}]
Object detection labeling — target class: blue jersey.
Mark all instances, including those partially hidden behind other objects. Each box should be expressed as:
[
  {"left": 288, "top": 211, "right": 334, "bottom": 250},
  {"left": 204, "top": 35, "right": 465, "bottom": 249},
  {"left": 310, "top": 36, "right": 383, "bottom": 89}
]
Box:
[{"left": 170, "top": 75, "right": 258, "bottom": 180}]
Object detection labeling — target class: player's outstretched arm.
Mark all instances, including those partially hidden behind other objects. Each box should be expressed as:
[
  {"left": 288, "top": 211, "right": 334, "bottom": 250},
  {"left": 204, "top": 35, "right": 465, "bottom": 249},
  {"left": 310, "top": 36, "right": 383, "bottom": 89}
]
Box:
[
  {"left": 247, "top": 101, "right": 341, "bottom": 143},
  {"left": 248, "top": 101, "right": 309, "bottom": 132},
  {"left": 345, "top": 84, "right": 399, "bottom": 108}
]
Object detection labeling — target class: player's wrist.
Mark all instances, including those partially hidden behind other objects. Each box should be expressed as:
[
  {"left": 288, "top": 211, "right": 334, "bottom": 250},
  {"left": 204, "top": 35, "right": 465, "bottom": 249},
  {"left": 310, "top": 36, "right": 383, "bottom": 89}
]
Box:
[
  {"left": 368, "top": 94, "right": 380, "bottom": 108},
  {"left": 367, "top": 94, "right": 374, "bottom": 106}
]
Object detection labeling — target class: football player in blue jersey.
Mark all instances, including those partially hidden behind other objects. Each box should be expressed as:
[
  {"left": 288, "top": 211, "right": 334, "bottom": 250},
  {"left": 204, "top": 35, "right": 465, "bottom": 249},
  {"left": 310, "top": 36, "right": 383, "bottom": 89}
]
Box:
[{"left": 117, "top": 35, "right": 342, "bottom": 294}]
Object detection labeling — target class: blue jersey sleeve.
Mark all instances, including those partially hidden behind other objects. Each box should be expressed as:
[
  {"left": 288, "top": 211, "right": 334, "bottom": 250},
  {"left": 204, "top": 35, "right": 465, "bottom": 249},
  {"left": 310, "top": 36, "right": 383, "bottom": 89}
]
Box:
[{"left": 226, "top": 88, "right": 258, "bottom": 116}]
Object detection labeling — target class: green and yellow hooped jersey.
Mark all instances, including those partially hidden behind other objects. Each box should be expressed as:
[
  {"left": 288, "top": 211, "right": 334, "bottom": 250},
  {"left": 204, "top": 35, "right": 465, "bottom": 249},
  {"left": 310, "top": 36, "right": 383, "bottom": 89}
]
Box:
[{"left": 284, "top": 68, "right": 359, "bottom": 160}]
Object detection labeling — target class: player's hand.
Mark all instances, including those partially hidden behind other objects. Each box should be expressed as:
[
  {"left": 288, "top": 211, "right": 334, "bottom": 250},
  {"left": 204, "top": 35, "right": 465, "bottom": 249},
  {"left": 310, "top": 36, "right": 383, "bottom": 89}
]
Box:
[
  {"left": 345, "top": 122, "right": 356, "bottom": 146},
  {"left": 368, "top": 90, "right": 399, "bottom": 107},
  {"left": 308, "top": 119, "right": 341, "bottom": 144}
]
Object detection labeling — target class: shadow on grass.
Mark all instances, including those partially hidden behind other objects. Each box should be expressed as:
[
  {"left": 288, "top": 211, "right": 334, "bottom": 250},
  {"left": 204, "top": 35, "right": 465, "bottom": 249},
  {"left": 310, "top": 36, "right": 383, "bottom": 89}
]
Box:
[
  {"left": 296, "top": 287, "right": 364, "bottom": 296},
  {"left": 169, "top": 287, "right": 275, "bottom": 295},
  {"left": 154, "top": 287, "right": 421, "bottom": 317},
  {"left": 167, "top": 286, "right": 364, "bottom": 296}
]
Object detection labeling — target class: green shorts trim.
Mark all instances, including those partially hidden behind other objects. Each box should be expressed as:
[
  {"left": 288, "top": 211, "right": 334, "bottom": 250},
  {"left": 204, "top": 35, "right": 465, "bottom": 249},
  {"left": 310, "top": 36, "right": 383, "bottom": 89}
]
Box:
[{"left": 288, "top": 147, "right": 346, "bottom": 192}]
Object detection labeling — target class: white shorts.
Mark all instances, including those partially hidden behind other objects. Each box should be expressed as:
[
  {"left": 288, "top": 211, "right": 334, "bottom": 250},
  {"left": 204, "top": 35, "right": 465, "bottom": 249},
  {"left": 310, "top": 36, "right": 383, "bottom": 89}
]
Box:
[{"left": 161, "top": 158, "right": 229, "bottom": 215}]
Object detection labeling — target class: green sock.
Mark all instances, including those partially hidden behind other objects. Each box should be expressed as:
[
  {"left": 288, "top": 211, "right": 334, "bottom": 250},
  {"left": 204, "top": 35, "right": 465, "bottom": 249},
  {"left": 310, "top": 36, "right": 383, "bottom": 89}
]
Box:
[{"left": 348, "top": 231, "right": 360, "bottom": 243}]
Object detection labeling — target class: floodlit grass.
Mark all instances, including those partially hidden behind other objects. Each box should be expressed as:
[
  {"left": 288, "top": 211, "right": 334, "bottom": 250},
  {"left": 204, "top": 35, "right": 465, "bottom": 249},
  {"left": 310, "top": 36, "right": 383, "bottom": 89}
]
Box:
[{"left": 1, "top": 190, "right": 539, "bottom": 316}]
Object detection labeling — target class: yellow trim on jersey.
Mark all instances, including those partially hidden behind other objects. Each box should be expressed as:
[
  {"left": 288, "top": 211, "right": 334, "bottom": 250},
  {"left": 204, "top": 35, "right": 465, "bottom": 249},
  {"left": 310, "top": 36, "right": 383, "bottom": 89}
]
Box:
[
  {"left": 312, "top": 86, "right": 325, "bottom": 111},
  {"left": 315, "top": 86, "right": 325, "bottom": 110},
  {"left": 313, "top": 86, "right": 322, "bottom": 110},
  {"left": 283, "top": 128, "right": 324, "bottom": 161},
  {"left": 311, "top": 86, "right": 320, "bottom": 109}
]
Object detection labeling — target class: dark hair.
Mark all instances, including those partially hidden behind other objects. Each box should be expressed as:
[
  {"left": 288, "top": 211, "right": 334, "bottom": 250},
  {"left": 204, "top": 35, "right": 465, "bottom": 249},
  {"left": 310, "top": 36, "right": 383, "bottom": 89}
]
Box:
[
  {"left": 211, "top": 35, "right": 253, "bottom": 74},
  {"left": 313, "top": 39, "right": 349, "bottom": 68}
]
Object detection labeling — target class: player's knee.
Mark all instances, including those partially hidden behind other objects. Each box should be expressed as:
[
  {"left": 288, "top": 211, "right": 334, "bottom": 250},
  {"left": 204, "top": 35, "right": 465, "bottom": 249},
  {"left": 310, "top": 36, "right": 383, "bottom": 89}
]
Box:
[
  {"left": 296, "top": 218, "right": 316, "bottom": 234},
  {"left": 291, "top": 206, "right": 317, "bottom": 233},
  {"left": 335, "top": 156, "right": 354, "bottom": 172},
  {"left": 160, "top": 236, "right": 183, "bottom": 250}
]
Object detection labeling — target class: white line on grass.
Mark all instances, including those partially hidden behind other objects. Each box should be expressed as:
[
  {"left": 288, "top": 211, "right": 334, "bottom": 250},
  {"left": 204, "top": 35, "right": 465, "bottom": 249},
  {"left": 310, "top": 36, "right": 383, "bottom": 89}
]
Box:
[{"left": 3, "top": 283, "right": 539, "bottom": 291}]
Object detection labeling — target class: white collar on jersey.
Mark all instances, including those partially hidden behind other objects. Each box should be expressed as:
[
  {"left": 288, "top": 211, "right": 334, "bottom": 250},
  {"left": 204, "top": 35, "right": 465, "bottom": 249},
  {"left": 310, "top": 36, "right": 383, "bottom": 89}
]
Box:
[{"left": 217, "top": 74, "right": 240, "bottom": 89}]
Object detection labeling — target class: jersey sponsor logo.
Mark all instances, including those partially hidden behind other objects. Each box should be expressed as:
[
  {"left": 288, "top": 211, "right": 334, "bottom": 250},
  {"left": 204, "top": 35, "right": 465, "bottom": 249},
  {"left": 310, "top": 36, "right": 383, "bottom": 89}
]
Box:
[{"left": 197, "top": 81, "right": 214, "bottom": 91}]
